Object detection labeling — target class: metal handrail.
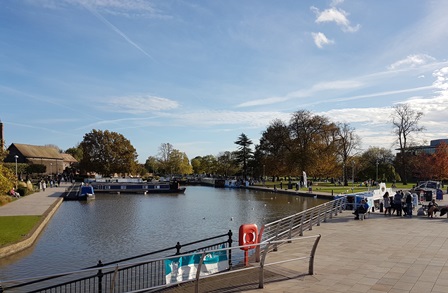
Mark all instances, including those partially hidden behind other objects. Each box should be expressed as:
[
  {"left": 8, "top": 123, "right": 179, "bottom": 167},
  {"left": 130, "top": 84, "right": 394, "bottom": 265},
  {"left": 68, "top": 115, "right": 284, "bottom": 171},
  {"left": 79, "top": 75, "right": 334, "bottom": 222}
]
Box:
[{"left": 260, "top": 196, "right": 346, "bottom": 244}]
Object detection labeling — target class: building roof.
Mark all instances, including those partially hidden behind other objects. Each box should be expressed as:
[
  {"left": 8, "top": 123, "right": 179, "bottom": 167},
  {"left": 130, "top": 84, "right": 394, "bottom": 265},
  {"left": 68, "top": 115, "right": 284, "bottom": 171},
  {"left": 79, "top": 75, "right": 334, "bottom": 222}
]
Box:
[
  {"left": 11, "top": 143, "right": 63, "bottom": 160},
  {"left": 61, "top": 153, "right": 78, "bottom": 163}
]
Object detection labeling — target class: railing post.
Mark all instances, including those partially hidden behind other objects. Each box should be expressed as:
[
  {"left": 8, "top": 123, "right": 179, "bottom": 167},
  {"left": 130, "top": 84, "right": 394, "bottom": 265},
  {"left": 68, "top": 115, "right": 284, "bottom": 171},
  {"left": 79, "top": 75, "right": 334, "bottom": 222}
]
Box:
[
  {"left": 175, "top": 242, "right": 182, "bottom": 255},
  {"left": 323, "top": 203, "right": 328, "bottom": 223},
  {"left": 287, "top": 215, "right": 296, "bottom": 242},
  {"left": 308, "top": 209, "right": 314, "bottom": 231},
  {"left": 195, "top": 252, "right": 207, "bottom": 293},
  {"left": 273, "top": 221, "right": 282, "bottom": 251},
  {"left": 329, "top": 201, "right": 332, "bottom": 219},
  {"left": 256, "top": 225, "right": 265, "bottom": 262},
  {"left": 316, "top": 205, "right": 322, "bottom": 226},
  {"left": 96, "top": 260, "right": 104, "bottom": 293},
  {"left": 259, "top": 243, "right": 271, "bottom": 289},
  {"left": 308, "top": 234, "right": 321, "bottom": 275},
  {"left": 299, "top": 212, "right": 305, "bottom": 236},
  {"left": 227, "top": 230, "right": 233, "bottom": 267}
]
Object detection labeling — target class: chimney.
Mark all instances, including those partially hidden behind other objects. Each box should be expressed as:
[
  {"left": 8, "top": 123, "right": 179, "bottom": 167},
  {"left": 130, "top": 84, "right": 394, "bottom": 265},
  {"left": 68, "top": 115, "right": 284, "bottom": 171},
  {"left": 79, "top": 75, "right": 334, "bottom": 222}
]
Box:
[{"left": 0, "top": 120, "right": 3, "bottom": 151}]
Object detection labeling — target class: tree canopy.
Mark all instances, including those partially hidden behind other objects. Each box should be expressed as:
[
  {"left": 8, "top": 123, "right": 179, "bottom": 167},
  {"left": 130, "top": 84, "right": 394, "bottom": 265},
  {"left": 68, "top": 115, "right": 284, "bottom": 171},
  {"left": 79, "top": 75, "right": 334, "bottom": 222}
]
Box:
[{"left": 79, "top": 129, "right": 138, "bottom": 176}]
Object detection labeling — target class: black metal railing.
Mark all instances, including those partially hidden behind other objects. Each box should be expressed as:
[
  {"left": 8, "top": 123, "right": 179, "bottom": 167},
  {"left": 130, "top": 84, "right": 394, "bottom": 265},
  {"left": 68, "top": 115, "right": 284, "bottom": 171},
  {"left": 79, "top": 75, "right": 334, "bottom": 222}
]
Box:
[{"left": 1, "top": 231, "right": 233, "bottom": 293}]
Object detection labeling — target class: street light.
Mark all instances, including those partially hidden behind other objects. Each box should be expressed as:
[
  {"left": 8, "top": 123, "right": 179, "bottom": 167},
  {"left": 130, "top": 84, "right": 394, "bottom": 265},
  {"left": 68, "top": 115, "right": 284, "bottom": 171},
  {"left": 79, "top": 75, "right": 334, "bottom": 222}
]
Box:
[
  {"left": 50, "top": 163, "right": 53, "bottom": 176},
  {"left": 263, "top": 164, "right": 265, "bottom": 186},
  {"left": 14, "top": 155, "right": 18, "bottom": 189},
  {"left": 352, "top": 161, "right": 355, "bottom": 185},
  {"left": 376, "top": 159, "right": 379, "bottom": 183}
]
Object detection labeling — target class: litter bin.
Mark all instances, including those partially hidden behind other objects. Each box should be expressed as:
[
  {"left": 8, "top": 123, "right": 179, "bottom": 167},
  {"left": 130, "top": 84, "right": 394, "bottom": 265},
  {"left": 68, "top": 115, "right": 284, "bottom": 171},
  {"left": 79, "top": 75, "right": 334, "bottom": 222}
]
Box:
[
  {"left": 436, "top": 189, "right": 443, "bottom": 200},
  {"left": 424, "top": 190, "right": 433, "bottom": 201}
]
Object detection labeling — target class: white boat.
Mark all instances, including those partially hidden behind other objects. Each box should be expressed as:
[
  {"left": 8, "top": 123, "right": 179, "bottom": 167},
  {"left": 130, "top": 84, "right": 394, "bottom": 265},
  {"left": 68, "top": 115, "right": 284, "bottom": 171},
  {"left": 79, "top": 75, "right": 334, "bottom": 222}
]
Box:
[{"left": 340, "top": 183, "right": 393, "bottom": 211}]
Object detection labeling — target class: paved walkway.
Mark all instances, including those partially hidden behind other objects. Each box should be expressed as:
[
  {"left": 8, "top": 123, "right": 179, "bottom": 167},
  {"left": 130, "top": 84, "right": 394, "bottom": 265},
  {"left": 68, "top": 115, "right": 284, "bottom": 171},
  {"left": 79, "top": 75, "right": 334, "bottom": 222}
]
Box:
[
  {"left": 0, "top": 183, "right": 67, "bottom": 216},
  {"left": 245, "top": 210, "right": 448, "bottom": 293}
]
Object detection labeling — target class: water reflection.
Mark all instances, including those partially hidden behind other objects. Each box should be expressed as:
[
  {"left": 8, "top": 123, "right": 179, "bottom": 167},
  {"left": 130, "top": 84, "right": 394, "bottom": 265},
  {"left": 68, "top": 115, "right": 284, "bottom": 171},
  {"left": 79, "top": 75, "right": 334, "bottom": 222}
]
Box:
[{"left": 0, "top": 186, "right": 327, "bottom": 280}]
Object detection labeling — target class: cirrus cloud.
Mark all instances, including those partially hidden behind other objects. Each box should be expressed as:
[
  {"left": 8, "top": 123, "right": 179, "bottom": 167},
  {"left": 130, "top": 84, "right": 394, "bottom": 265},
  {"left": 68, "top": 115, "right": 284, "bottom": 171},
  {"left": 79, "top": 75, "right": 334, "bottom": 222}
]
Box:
[
  {"left": 104, "top": 95, "right": 180, "bottom": 113},
  {"left": 388, "top": 54, "right": 436, "bottom": 70}
]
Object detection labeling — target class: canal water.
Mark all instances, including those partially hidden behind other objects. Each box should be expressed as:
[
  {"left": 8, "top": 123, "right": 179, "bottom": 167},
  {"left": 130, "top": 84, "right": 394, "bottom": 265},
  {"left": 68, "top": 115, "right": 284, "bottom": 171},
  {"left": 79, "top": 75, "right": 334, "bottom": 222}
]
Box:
[{"left": 0, "top": 186, "right": 327, "bottom": 281}]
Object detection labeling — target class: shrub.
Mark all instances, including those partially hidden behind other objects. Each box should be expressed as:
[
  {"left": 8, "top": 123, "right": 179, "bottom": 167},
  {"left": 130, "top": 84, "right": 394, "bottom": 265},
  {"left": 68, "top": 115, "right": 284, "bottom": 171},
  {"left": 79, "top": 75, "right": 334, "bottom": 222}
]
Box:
[{"left": 0, "top": 195, "right": 13, "bottom": 206}]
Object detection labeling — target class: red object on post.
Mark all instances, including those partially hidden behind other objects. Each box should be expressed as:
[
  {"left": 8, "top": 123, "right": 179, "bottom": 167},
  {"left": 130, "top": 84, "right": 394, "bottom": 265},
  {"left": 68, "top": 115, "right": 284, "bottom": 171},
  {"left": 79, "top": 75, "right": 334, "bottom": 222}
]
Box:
[
  {"left": 239, "top": 224, "right": 258, "bottom": 250},
  {"left": 239, "top": 224, "right": 258, "bottom": 266}
]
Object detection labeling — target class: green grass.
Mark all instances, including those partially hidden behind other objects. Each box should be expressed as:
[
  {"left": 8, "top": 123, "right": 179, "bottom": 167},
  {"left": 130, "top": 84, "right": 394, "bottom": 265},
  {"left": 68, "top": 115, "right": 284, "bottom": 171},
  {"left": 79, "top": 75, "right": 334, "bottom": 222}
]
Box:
[
  {"left": 255, "top": 181, "right": 417, "bottom": 195},
  {"left": 0, "top": 216, "right": 41, "bottom": 246}
]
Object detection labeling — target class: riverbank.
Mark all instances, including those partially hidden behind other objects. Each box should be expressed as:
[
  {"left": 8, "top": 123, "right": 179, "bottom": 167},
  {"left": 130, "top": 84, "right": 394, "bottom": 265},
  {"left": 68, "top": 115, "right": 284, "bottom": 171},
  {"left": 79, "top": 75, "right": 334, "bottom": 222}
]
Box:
[{"left": 0, "top": 184, "right": 67, "bottom": 258}]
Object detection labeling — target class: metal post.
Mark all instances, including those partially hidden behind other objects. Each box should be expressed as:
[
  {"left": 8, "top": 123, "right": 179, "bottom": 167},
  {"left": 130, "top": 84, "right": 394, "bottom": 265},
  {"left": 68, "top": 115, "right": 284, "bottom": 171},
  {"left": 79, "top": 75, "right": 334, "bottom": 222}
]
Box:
[
  {"left": 309, "top": 235, "right": 321, "bottom": 275},
  {"left": 175, "top": 242, "right": 182, "bottom": 255},
  {"left": 14, "top": 155, "right": 18, "bottom": 189},
  {"left": 96, "top": 260, "right": 104, "bottom": 293},
  {"left": 259, "top": 243, "right": 271, "bottom": 288},
  {"left": 227, "top": 230, "right": 233, "bottom": 267}
]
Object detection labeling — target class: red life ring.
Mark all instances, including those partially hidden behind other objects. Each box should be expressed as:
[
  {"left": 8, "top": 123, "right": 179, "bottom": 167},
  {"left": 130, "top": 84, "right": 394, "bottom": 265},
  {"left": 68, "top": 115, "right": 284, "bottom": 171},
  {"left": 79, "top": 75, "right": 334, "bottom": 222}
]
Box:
[{"left": 239, "top": 224, "right": 258, "bottom": 250}]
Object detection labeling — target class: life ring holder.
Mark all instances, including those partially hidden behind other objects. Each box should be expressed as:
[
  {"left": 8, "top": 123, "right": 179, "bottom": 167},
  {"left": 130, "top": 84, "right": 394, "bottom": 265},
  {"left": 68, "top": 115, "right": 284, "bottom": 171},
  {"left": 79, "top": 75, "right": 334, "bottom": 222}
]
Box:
[{"left": 239, "top": 224, "right": 258, "bottom": 250}]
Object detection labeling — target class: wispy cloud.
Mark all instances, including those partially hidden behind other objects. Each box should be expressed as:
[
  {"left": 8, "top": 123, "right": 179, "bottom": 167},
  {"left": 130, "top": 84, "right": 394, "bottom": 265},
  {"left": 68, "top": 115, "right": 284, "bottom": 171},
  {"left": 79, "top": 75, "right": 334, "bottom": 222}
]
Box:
[
  {"left": 237, "top": 80, "right": 363, "bottom": 108},
  {"left": 103, "top": 95, "right": 180, "bottom": 114},
  {"left": 311, "top": 3, "right": 360, "bottom": 33},
  {"left": 388, "top": 54, "right": 436, "bottom": 70},
  {"left": 311, "top": 32, "right": 334, "bottom": 48}
]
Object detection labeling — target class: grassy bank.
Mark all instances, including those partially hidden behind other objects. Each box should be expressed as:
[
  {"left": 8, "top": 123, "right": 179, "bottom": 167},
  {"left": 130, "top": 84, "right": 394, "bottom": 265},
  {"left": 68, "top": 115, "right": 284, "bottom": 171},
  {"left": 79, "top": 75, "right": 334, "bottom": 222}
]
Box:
[
  {"left": 255, "top": 181, "right": 416, "bottom": 194},
  {"left": 0, "top": 216, "right": 41, "bottom": 246}
]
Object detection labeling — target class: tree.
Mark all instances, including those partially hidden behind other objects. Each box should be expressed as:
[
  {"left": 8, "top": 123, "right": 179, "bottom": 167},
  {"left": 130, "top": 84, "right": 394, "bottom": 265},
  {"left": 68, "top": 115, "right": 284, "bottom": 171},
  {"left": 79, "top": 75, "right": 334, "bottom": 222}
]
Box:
[
  {"left": 391, "top": 104, "right": 424, "bottom": 185},
  {"left": 144, "top": 156, "right": 160, "bottom": 174},
  {"left": 359, "top": 147, "right": 397, "bottom": 182},
  {"left": 169, "top": 149, "right": 193, "bottom": 175},
  {"left": 336, "top": 123, "right": 361, "bottom": 186},
  {"left": 158, "top": 143, "right": 174, "bottom": 174},
  {"left": 154, "top": 143, "right": 192, "bottom": 176},
  {"left": 191, "top": 156, "right": 203, "bottom": 174},
  {"left": 288, "top": 110, "right": 336, "bottom": 177},
  {"left": 257, "top": 119, "right": 291, "bottom": 178},
  {"left": 199, "top": 155, "right": 218, "bottom": 175},
  {"left": 433, "top": 142, "right": 448, "bottom": 181},
  {"left": 234, "top": 133, "right": 253, "bottom": 179},
  {"left": 216, "top": 151, "right": 238, "bottom": 176},
  {"left": 65, "top": 145, "right": 83, "bottom": 162},
  {"left": 79, "top": 129, "right": 138, "bottom": 176}
]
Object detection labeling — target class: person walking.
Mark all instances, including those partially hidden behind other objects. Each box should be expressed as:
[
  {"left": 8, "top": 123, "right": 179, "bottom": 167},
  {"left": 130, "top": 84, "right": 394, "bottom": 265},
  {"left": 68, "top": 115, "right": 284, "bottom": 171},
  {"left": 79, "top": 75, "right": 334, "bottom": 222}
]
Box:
[
  {"left": 405, "top": 192, "right": 413, "bottom": 218},
  {"left": 383, "top": 192, "right": 391, "bottom": 216}
]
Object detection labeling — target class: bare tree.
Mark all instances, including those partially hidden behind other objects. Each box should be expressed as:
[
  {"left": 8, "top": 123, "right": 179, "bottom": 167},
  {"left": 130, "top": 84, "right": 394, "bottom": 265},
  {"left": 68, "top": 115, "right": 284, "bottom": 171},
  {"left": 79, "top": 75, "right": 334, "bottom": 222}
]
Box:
[
  {"left": 391, "top": 104, "right": 424, "bottom": 184},
  {"left": 336, "top": 123, "right": 361, "bottom": 186}
]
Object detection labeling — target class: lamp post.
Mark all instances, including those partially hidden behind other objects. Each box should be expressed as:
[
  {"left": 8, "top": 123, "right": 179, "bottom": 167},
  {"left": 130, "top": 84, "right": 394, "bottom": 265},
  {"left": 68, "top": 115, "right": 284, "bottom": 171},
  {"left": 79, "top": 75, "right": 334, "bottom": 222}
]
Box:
[
  {"left": 352, "top": 160, "right": 355, "bottom": 186},
  {"left": 50, "top": 163, "right": 53, "bottom": 177},
  {"left": 14, "top": 155, "right": 18, "bottom": 189},
  {"left": 263, "top": 164, "right": 265, "bottom": 186},
  {"left": 375, "top": 159, "right": 379, "bottom": 183}
]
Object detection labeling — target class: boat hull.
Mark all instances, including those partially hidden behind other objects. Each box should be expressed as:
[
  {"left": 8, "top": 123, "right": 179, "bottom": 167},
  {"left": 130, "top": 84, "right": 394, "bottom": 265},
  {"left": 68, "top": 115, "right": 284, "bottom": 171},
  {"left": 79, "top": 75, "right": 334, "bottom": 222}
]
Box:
[{"left": 89, "top": 182, "right": 186, "bottom": 194}]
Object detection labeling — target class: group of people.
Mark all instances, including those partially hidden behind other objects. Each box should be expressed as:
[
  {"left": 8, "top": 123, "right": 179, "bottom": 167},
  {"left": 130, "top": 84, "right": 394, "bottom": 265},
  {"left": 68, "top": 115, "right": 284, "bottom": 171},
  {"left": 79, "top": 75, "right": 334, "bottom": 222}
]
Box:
[{"left": 382, "top": 190, "right": 415, "bottom": 217}]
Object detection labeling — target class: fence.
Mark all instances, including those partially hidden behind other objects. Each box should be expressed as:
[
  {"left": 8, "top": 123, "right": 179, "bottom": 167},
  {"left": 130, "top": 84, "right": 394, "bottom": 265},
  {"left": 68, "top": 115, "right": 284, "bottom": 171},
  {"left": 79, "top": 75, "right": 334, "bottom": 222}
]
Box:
[
  {"left": 257, "top": 196, "right": 346, "bottom": 253},
  {"left": 0, "top": 231, "right": 233, "bottom": 293}
]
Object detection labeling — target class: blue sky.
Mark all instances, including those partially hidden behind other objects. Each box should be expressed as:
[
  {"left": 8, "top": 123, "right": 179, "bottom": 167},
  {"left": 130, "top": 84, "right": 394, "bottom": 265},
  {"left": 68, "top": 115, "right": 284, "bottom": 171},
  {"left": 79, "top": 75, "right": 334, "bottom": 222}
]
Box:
[{"left": 1, "top": 0, "right": 448, "bottom": 163}]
